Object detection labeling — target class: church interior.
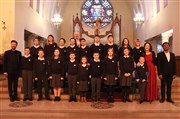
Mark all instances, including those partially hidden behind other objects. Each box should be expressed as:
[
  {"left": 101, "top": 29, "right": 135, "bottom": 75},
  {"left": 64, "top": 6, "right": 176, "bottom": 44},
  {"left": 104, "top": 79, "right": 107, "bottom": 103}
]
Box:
[{"left": 0, "top": 0, "right": 180, "bottom": 119}]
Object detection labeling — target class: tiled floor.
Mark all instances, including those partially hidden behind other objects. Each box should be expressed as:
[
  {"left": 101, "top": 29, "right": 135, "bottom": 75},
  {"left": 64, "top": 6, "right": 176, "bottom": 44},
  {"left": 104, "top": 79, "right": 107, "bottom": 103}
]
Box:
[{"left": 0, "top": 99, "right": 180, "bottom": 119}]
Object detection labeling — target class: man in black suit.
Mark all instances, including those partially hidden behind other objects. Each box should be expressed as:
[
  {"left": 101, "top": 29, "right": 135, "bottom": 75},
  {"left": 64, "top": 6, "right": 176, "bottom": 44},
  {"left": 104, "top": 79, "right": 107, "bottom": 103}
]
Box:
[
  {"left": 3, "top": 40, "right": 22, "bottom": 102},
  {"left": 157, "top": 42, "right": 176, "bottom": 103}
]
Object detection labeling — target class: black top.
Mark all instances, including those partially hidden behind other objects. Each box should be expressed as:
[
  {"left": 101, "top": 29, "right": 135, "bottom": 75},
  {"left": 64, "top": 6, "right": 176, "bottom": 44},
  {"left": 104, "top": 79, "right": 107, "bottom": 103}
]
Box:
[
  {"left": 104, "top": 44, "right": 118, "bottom": 58},
  {"left": 77, "top": 64, "right": 90, "bottom": 81},
  {"left": 44, "top": 43, "right": 58, "bottom": 58},
  {"left": 21, "top": 55, "right": 34, "bottom": 71},
  {"left": 33, "top": 59, "right": 48, "bottom": 78},
  {"left": 90, "top": 43, "right": 104, "bottom": 60},
  {"left": 30, "top": 46, "right": 43, "bottom": 59},
  {"left": 157, "top": 52, "right": 176, "bottom": 76},
  {"left": 79, "top": 46, "right": 91, "bottom": 61},
  {"left": 90, "top": 60, "right": 103, "bottom": 78},
  {"left": 119, "top": 56, "right": 134, "bottom": 75},
  {"left": 103, "top": 57, "right": 118, "bottom": 77},
  {"left": 58, "top": 47, "right": 67, "bottom": 63},
  {"left": 48, "top": 58, "right": 64, "bottom": 76},
  {"left": 118, "top": 46, "right": 133, "bottom": 57},
  {"left": 66, "top": 46, "right": 79, "bottom": 61},
  {"left": 3, "top": 50, "right": 22, "bottom": 74},
  {"left": 66, "top": 60, "right": 79, "bottom": 75},
  {"left": 135, "top": 63, "right": 148, "bottom": 81},
  {"left": 132, "top": 47, "right": 144, "bottom": 64}
]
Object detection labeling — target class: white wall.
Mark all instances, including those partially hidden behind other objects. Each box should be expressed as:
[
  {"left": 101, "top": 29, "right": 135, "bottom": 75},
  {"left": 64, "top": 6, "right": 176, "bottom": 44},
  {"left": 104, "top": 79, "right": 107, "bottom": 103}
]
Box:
[
  {"left": 0, "top": 0, "right": 15, "bottom": 54},
  {"left": 60, "top": 0, "right": 134, "bottom": 46},
  {"left": 134, "top": 1, "right": 180, "bottom": 55},
  {"left": 14, "top": 1, "right": 59, "bottom": 52}
]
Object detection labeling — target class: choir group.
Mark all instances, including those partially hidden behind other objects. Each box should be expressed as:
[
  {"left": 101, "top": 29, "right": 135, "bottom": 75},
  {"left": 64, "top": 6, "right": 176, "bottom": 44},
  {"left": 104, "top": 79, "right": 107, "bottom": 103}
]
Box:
[{"left": 3, "top": 33, "right": 177, "bottom": 104}]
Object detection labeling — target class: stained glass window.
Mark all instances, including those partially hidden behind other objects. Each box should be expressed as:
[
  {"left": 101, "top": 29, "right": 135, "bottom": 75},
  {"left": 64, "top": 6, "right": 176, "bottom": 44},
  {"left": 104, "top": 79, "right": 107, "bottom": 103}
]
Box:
[{"left": 81, "top": 0, "right": 113, "bottom": 28}]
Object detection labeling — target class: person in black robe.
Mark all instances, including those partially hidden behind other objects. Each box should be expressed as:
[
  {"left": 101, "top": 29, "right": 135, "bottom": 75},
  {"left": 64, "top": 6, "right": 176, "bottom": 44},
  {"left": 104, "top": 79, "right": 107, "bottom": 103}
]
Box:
[{"left": 3, "top": 40, "right": 22, "bottom": 102}]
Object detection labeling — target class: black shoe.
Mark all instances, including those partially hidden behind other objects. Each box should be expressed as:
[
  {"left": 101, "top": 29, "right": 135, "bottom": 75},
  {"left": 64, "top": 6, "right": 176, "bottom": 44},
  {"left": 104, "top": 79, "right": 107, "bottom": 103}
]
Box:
[
  {"left": 37, "top": 98, "right": 42, "bottom": 101},
  {"left": 160, "top": 99, "right": 165, "bottom": 103},
  {"left": 96, "top": 99, "right": 100, "bottom": 102},
  {"left": 122, "top": 98, "right": 126, "bottom": 103},
  {"left": 126, "top": 98, "right": 132, "bottom": 102},
  {"left": 139, "top": 100, "right": 143, "bottom": 104},
  {"left": 23, "top": 98, "right": 28, "bottom": 101},
  {"left": 69, "top": 97, "right": 73, "bottom": 102},
  {"left": 73, "top": 98, "right": 77, "bottom": 102},
  {"left": 46, "top": 97, "right": 52, "bottom": 101},
  {"left": 14, "top": 98, "right": 20, "bottom": 101},
  {"left": 57, "top": 97, "right": 61, "bottom": 101},
  {"left": 166, "top": 99, "right": 174, "bottom": 103},
  {"left": 107, "top": 97, "right": 111, "bottom": 103},
  {"left": 54, "top": 97, "right": 58, "bottom": 101},
  {"left": 149, "top": 100, "right": 153, "bottom": 103},
  {"left": 10, "top": 98, "right": 14, "bottom": 102},
  {"left": 29, "top": 98, "right": 33, "bottom": 101},
  {"left": 91, "top": 98, "right": 96, "bottom": 102}
]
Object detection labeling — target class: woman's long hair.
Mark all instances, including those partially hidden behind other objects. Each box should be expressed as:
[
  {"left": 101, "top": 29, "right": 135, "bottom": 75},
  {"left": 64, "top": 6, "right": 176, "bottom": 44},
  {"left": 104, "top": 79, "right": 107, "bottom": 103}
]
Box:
[{"left": 46, "top": 34, "right": 55, "bottom": 45}]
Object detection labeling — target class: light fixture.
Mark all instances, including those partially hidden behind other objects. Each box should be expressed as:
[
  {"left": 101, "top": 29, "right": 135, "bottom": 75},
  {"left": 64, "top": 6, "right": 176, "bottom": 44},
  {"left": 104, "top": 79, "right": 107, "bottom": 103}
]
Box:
[
  {"left": 133, "top": 0, "right": 144, "bottom": 25},
  {"left": 51, "top": 1, "right": 63, "bottom": 27}
]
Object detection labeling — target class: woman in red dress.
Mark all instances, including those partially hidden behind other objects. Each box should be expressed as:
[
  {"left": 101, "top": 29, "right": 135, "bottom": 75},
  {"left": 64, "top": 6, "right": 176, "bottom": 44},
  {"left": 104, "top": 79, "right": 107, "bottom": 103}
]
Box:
[{"left": 144, "top": 42, "right": 158, "bottom": 102}]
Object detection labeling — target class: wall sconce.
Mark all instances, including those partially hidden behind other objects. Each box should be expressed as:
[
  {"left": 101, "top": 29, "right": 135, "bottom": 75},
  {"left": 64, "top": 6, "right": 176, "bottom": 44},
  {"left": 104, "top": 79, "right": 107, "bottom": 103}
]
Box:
[{"left": 2, "top": 21, "right": 6, "bottom": 30}]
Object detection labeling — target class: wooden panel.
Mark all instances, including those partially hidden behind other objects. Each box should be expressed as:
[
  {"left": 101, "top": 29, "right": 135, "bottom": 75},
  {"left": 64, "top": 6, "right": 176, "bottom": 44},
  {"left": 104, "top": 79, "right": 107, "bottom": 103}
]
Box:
[
  {"left": 176, "top": 56, "right": 180, "bottom": 76},
  {"left": 0, "top": 55, "right": 3, "bottom": 65}
]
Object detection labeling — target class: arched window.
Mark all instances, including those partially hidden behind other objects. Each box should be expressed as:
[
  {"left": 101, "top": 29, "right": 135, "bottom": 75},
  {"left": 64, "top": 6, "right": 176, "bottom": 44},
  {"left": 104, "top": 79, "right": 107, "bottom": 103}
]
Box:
[{"left": 81, "top": 0, "right": 113, "bottom": 28}]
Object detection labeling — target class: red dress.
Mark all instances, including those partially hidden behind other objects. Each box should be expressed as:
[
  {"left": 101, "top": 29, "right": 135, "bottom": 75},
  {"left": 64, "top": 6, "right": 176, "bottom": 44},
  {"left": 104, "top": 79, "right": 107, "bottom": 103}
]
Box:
[{"left": 145, "top": 53, "right": 158, "bottom": 101}]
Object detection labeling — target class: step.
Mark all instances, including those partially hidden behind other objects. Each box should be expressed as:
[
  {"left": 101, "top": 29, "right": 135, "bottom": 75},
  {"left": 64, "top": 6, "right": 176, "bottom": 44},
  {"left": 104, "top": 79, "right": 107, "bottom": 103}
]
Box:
[
  {"left": 0, "top": 87, "right": 22, "bottom": 93},
  {"left": 129, "top": 93, "right": 180, "bottom": 100},
  {"left": 0, "top": 93, "right": 79, "bottom": 101}
]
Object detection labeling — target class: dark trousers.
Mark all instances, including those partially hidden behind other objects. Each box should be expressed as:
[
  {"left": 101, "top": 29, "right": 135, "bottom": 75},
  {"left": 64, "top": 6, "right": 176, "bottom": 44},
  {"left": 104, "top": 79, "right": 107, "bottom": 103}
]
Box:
[
  {"left": 161, "top": 75, "right": 173, "bottom": 100},
  {"left": 7, "top": 73, "right": 19, "bottom": 99},
  {"left": 91, "top": 77, "right": 101, "bottom": 100},
  {"left": 107, "top": 85, "right": 114, "bottom": 97},
  {"left": 22, "top": 70, "right": 33, "bottom": 99},
  {"left": 68, "top": 75, "right": 77, "bottom": 98},
  {"left": 33, "top": 80, "right": 38, "bottom": 90},
  {"left": 37, "top": 74, "right": 49, "bottom": 98},
  {"left": 138, "top": 81, "right": 146, "bottom": 101},
  {"left": 80, "top": 91, "right": 87, "bottom": 97},
  {"left": 122, "top": 86, "right": 130, "bottom": 99},
  {"left": 46, "top": 57, "right": 53, "bottom": 93}
]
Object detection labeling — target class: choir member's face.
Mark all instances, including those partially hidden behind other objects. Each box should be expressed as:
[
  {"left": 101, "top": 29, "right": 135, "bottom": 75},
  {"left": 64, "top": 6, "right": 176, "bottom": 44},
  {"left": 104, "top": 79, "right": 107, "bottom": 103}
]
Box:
[
  {"left": 74, "top": 32, "right": 80, "bottom": 40},
  {"left": 48, "top": 36, "right": 54, "bottom": 43},
  {"left": 34, "top": 39, "right": 40, "bottom": 46},
  {"left": 123, "top": 39, "right": 129, "bottom": 45},
  {"left": 59, "top": 39, "right": 65, "bottom": 46},
  {"left": 108, "top": 49, "right": 113, "bottom": 57},
  {"left": 145, "top": 43, "right": 150, "bottom": 51},
  {"left": 38, "top": 51, "right": 44, "bottom": 58},
  {"left": 80, "top": 40, "right": 86, "bottom": 46},
  {"left": 135, "top": 40, "right": 140, "bottom": 47},
  {"left": 123, "top": 49, "right": 129, "bottom": 56},
  {"left": 94, "top": 36, "right": 100, "bottom": 43},
  {"left": 24, "top": 48, "right": 30, "bottom": 56},
  {"left": 93, "top": 53, "right": 100, "bottom": 60},
  {"left": 70, "top": 39, "right": 76, "bottom": 46},
  {"left": 54, "top": 49, "right": 60, "bottom": 57},
  {"left": 81, "top": 57, "right": 87, "bottom": 64},
  {"left": 139, "top": 57, "right": 145, "bottom": 64},
  {"left": 11, "top": 42, "right": 17, "bottom": 50},
  {"left": 108, "top": 36, "right": 114, "bottom": 43},
  {"left": 163, "top": 44, "right": 170, "bottom": 51},
  {"left": 69, "top": 53, "right": 75, "bottom": 60}
]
